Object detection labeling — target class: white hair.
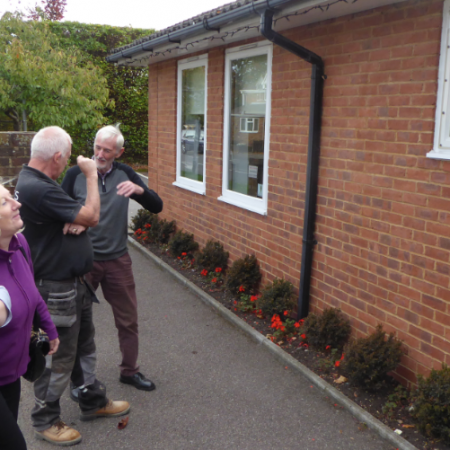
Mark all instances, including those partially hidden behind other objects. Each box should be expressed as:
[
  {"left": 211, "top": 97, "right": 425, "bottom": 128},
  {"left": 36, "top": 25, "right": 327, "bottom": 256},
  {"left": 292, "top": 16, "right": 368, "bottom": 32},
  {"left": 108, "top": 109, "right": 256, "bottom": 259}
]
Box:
[
  {"left": 95, "top": 125, "right": 124, "bottom": 153},
  {"left": 30, "top": 126, "right": 72, "bottom": 161}
]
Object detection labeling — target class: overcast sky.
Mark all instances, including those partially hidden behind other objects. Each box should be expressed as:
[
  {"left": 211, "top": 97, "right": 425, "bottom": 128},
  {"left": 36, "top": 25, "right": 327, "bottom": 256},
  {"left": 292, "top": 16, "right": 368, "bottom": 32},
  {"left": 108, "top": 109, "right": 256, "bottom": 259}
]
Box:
[{"left": 1, "top": 0, "right": 228, "bottom": 30}]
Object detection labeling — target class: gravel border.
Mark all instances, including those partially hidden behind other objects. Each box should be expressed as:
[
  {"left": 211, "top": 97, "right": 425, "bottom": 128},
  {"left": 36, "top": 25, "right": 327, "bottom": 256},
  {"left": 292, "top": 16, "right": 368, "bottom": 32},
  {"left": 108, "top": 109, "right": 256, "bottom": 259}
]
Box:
[{"left": 129, "top": 236, "right": 419, "bottom": 450}]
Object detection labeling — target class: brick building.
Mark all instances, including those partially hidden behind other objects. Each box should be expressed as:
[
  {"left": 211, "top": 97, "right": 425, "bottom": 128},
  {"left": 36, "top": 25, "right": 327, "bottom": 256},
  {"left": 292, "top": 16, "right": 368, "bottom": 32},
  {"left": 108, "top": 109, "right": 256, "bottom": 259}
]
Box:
[{"left": 108, "top": 0, "right": 450, "bottom": 385}]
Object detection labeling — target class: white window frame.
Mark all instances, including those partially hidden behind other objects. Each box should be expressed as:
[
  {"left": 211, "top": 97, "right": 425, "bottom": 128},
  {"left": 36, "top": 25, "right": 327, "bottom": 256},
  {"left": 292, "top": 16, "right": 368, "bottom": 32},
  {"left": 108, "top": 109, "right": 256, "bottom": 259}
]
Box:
[
  {"left": 219, "top": 42, "right": 272, "bottom": 215},
  {"left": 240, "top": 117, "right": 260, "bottom": 133},
  {"left": 429, "top": 0, "right": 450, "bottom": 160},
  {"left": 173, "top": 54, "right": 207, "bottom": 194}
]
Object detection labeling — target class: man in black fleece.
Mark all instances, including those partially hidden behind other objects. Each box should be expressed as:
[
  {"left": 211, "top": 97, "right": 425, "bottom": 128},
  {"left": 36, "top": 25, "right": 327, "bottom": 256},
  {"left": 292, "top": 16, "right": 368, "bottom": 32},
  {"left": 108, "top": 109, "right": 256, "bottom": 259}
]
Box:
[{"left": 62, "top": 125, "right": 163, "bottom": 392}]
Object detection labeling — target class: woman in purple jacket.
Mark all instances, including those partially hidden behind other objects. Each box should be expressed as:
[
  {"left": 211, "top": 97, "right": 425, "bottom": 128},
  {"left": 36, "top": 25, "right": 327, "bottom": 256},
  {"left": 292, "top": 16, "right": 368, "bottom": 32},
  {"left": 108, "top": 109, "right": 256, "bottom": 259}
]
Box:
[{"left": 0, "top": 184, "right": 59, "bottom": 450}]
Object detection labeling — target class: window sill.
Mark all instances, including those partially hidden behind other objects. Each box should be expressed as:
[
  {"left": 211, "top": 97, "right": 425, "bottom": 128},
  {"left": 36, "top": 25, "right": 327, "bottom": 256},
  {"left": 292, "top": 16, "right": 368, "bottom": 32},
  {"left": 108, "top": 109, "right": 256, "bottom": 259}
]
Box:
[
  {"left": 426, "top": 150, "right": 450, "bottom": 160},
  {"left": 172, "top": 181, "right": 205, "bottom": 195},
  {"left": 217, "top": 195, "right": 267, "bottom": 216}
]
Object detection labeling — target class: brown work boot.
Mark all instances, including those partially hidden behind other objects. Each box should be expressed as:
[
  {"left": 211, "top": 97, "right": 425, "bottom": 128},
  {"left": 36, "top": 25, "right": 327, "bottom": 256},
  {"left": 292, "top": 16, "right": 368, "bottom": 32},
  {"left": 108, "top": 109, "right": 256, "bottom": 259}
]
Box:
[
  {"left": 35, "top": 421, "right": 81, "bottom": 446},
  {"left": 79, "top": 399, "right": 130, "bottom": 421}
]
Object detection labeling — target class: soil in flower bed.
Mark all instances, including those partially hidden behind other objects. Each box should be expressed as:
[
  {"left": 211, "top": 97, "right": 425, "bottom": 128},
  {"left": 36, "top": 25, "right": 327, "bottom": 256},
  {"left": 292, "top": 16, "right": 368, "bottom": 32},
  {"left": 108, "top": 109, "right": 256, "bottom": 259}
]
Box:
[{"left": 134, "top": 237, "right": 449, "bottom": 450}]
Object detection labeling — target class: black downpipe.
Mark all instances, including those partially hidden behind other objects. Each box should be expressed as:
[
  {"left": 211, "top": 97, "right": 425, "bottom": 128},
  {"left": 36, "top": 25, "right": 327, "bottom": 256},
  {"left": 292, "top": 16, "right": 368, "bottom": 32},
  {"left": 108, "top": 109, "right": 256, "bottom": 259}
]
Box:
[{"left": 260, "top": 10, "right": 325, "bottom": 319}]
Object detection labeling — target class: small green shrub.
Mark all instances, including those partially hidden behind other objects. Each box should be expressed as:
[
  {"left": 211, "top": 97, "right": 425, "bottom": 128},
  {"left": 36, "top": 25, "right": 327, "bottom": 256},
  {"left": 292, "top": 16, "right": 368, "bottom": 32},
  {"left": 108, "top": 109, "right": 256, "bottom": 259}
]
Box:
[
  {"left": 225, "top": 254, "right": 261, "bottom": 295},
  {"left": 196, "top": 240, "right": 229, "bottom": 272},
  {"left": 256, "top": 279, "right": 295, "bottom": 317},
  {"left": 156, "top": 219, "right": 176, "bottom": 244},
  {"left": 342, "top": 325, "right": 403, "bottom": 390},
  {"left": 411, "top": 364, "right": 450, "bottom": 443},
  {"left": 169, "top": 231, "right": 199, "bottom": 257},
  {"left": 302, "top": 308, "right": 351, "bottom": 352},
  {"left": 131, "top": 208, "right": 154, "bottom": 232}
]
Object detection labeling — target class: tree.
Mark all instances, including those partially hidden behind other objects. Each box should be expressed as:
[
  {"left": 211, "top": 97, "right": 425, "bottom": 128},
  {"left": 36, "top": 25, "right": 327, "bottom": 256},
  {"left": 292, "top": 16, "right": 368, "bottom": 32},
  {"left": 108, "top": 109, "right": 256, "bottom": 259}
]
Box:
[
  {"left": 0, "top": 12, "right": 110, "bottom": 133},
  {"left": 27, "top": 0, "right": 67, "bottom": 21},
  {"left": 47, "top": 21, "right": 153, "bottom": 159}
]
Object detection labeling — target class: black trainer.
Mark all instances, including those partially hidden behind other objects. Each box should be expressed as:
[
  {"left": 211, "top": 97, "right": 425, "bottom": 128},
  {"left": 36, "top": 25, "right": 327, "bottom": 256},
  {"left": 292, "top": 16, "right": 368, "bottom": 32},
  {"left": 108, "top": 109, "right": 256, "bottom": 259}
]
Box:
[{"left": 119, "top": 372, "right": 156, "bottom": 391}]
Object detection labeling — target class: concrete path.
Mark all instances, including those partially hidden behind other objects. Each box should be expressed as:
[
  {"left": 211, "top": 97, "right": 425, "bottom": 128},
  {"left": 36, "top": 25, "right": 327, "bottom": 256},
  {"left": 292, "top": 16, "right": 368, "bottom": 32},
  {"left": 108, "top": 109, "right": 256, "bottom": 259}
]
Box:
[{"left": 18, "top": 243, "right": 397, "bottom": 450}]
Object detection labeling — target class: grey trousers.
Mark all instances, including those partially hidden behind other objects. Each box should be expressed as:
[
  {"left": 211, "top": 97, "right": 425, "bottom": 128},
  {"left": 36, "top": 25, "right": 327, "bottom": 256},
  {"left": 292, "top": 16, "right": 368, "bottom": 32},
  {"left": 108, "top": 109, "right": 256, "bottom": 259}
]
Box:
[{"left": 31, "top": 278, "right": 108, "bottom": 431}]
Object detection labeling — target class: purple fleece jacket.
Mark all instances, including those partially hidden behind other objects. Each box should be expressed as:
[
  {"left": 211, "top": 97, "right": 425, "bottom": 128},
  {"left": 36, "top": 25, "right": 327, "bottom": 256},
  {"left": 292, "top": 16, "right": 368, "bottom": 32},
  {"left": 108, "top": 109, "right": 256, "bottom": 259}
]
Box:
[{"left": 0, "top": 233, "right": 58, "bottom": 386}]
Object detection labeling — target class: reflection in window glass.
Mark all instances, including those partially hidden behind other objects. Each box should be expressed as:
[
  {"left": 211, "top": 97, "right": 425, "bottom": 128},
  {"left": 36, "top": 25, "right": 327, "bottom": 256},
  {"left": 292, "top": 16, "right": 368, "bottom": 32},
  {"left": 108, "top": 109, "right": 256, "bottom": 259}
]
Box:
[
  {"left": 181, "top": 66, "right": 205, "bottom": 182},
  {"left": 240, "top": 118, "right": 259, "bottom": 133},
  {"left": 228, "top": 54, "right": 267, "bottom": 197}
]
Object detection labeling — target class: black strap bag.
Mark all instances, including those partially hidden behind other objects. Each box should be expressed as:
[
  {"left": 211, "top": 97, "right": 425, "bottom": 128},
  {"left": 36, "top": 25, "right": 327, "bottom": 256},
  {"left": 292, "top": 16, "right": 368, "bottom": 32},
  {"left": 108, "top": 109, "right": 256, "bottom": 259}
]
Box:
[
  {"left": 17, "top": 245, "right": 51, "bottom": 382},
  {"left": 23, "top": 310, "right": 50, "bottom": 383}
]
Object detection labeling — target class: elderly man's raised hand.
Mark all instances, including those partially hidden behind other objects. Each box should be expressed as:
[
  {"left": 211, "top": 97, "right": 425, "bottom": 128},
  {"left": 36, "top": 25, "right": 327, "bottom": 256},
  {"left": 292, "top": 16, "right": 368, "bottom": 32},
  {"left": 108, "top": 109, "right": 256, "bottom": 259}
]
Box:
[
  {"left": 116, "top": 181, "right": 144, "bottom": 198},
  {"left": 77, "top": 156, "right": 97, "bottom": 178}
]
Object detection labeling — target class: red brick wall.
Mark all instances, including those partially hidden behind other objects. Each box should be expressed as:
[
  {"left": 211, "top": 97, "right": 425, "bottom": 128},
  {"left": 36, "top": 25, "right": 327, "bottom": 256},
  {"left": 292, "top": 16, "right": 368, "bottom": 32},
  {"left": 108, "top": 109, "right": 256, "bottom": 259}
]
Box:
[
  {"left": 0, "top": 132, "right": 34, "bottom": 191},
  {"left": 148, "top": 0, "right": 448, "bottom": 385}
]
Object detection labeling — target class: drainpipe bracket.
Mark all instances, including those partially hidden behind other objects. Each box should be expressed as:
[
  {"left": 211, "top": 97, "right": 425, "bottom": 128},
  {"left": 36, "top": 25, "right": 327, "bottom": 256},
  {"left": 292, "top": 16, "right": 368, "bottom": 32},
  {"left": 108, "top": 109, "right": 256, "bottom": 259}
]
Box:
[{"left": 302, "top": 239, "right": 318, "bottom": 246}]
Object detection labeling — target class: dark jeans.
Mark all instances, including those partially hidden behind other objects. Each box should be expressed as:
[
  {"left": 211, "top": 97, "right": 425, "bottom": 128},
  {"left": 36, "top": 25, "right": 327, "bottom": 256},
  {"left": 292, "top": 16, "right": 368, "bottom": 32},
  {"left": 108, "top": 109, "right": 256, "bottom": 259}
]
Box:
[
  {"left": 86, "top": 253, "right": 140, "bottom": 377},
  {"left": 31, "top": 278, "right": 108, "bottom": 431},
  {"left": 0, "top": 378, "right": 27, "bottom": 450}
]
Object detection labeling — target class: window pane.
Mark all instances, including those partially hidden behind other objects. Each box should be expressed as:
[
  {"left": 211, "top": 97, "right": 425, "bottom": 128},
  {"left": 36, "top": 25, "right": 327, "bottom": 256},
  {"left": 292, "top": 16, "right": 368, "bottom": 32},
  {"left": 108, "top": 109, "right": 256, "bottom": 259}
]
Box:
[
  {"left": 181, "top": 66, "right": 205, "bottom": 182},
  {"left": 228, "top": 54, "right": 267, "bottom": 198}
]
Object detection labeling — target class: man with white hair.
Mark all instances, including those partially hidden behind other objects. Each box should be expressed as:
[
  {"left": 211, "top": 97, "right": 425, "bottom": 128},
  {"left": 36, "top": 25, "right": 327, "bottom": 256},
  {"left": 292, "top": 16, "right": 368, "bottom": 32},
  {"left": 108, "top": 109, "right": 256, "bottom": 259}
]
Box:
[
  {"left": 62, "top": 125, "right": 162, "bottom": 392},
  {"left": 16, "top": 126, "right": 130, "bottom": 446}
]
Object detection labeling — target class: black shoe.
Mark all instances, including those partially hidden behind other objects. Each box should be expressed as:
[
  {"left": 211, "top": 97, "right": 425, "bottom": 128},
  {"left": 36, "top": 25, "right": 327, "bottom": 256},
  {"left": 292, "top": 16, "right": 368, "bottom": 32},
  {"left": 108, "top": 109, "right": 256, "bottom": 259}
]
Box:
[{"left": 119, "top": 372, "right": 156, "bottom": 391}]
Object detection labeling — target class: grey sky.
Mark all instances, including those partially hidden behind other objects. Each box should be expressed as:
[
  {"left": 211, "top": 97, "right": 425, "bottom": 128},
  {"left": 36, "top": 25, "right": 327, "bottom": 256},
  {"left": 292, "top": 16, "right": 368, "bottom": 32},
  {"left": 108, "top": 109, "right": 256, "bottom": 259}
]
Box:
[{"left": 1, "top": 0, "right": 228, "bottom": 30}]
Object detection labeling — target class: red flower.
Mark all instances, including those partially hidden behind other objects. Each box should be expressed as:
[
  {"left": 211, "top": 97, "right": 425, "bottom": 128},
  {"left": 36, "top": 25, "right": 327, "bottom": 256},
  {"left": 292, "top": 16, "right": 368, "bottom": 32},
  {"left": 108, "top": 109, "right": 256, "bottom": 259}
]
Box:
[
  {"left": 201, "top": 269, "right": 208, "bottom": 276},
  {"left": 238, "top": 285, "right": 245, "bottom": 292},
  {"left": 299, "top": 319, "right": 304, "bottom": 324},
  {"left": 301, "top": 334, "right": 306, "bottom": 340},
  {"left": 325, "top": 345, "right": 331, "bottom": 350},
  {"left": 233, "top": 300, "right": 237, "bottom": 305},
  {"left": 177, "top": 256, "right": 181, "bottom": 259},
  {"left": 271, "top": 314, "right": 280, "bottom": 322},
  {"left": 211, "top": 278, "right": 217, "bottom": 283},
  {"left": 144, "top": 223, "right": 151, "bottom": 228},
  {"left": 181, "top": 252, "right": 187, "bottom": 256},
  {"left": 283, "top": 310, "right": 289, "bottom": 316},
  {"left": 340, "top": 353, "right": 345, "bottom": 360},
  {"left": 280, "top": 326, "right": 286, "bottom": 332},
  {"left": 294, "top": 322, "right": 300, "bottom": 328},
  {"left": 250, "top": 295, "right": 257, "bottom": 302},
  {"left": 215, "top": 267, "right": 222, "bottom": 273},
  {"left": 335, "top": 361, "right": 340, "bottom": 367}
]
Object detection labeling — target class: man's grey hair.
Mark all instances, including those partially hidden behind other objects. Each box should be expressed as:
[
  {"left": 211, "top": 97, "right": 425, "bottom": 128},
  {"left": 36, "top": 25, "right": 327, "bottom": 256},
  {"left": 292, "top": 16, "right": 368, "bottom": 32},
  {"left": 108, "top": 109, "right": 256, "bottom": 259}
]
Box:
[
  {"left": 95, "top": 125, "right": 124, "bottom": 153},
  {"left": 31, "top": 126, "right": 72, "bottom": 161}
]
